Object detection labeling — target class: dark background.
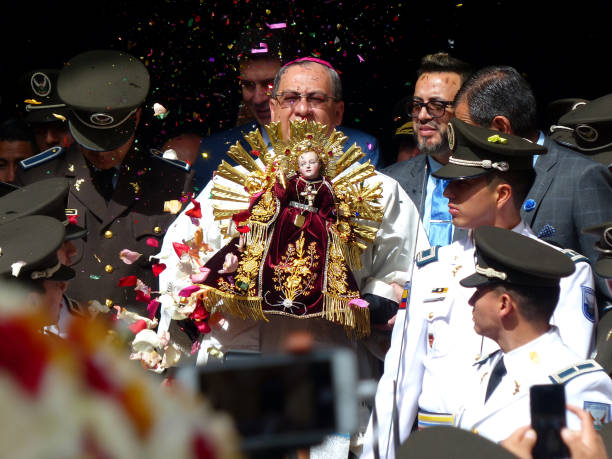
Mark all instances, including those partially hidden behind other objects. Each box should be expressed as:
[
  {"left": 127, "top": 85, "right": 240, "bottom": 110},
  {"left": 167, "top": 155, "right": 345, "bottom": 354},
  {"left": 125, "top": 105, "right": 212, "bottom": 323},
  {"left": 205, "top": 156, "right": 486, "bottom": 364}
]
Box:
[{"left": 1, "top": 0, "right": 610, "bottom": 166}]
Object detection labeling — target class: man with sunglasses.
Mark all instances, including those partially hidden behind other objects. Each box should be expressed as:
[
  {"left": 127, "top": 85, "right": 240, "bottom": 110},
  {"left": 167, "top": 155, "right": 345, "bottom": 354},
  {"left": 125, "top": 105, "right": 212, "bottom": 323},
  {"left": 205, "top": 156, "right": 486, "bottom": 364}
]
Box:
[{"left": 383, "top": 52, "right": 472, "bottom": 248}]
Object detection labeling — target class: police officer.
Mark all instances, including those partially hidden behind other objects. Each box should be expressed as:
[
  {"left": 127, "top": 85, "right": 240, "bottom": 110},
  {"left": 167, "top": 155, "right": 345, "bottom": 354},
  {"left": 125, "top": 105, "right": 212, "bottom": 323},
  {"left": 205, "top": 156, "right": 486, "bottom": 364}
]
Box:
[
  {"left": 0, "top": 178, "right": 89, "bottom": 333},
  {"left": 19, "top": 68, "right": 73, "bottom": 152},
  {"left": 550, "top": 93, "right": 612, "bottom": 169},
  {"left": 0, "top": 215, "right": 75, "bottom": 325},
  {"left": 362, "top": 119, "right": 597, "bottom": 459},
  {"left": 457, "top": 226, "right": 612, "bottom": 442},
  {"left": 582, "top": 221, "right": 612, "bottom": 375},
  {"left": 15, "top": 50, "right": 193, "bottom": 322}
]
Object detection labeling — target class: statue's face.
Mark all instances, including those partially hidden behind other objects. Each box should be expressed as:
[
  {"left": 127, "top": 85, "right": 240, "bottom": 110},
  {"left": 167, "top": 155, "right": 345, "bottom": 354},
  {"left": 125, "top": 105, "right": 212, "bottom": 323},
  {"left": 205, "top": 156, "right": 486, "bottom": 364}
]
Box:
[{"left": 298, "top": 151, "right": 321, "bottom": 180}]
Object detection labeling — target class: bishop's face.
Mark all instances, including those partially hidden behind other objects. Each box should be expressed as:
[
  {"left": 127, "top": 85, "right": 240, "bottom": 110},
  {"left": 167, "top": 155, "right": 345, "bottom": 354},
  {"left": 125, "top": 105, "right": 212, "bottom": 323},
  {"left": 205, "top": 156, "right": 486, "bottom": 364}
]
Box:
[{"left": 270, "top": 62, "right": 344, "bottom": 141}]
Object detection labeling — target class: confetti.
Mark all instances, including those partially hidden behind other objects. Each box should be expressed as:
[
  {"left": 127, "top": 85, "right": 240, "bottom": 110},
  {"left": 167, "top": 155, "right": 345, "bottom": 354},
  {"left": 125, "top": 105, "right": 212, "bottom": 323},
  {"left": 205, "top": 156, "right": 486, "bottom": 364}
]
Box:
[
  {"left": 119, "top": 249, "right": 142, "bottom": 265},
  {"left": 128, "top": 320, "right": 148, "bottom": 335},
  {"left": 152, "top": 263, "right": 166, "bottom": 276},
  {"left": 190, "top": 267, "right": 211, "bottom": 283},
  {"left": 118, "top": 275, "right": 138, "bottom": 287},
  {"left": 185, "top": 199, "right": 202, "bottom": 219},
  {"left": 163, "top": 200, "right": 182, "bottom": 214},
  {"left": 172, "top": 242, "right": 190, "bottom": 258},
  {"left": 153, "top": 102, "right": 169, "bottom": 119},
  {"left": 146, "top": 238, "right": 159, "bottom": 248},
  {"left": 349, "top": 298, "right": 369, "bottom": 308},
  {"left": 179, "top": 285, "right": 201, "bottom": 297},
  {"left": 146, "top": 299, "right": 161, "bottom": 319}
]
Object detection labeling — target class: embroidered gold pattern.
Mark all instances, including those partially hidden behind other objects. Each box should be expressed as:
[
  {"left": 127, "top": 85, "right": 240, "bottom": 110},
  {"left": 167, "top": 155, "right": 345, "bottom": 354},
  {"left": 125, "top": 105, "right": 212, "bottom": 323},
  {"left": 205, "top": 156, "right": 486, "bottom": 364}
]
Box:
[{"left": 272, "top": 231, "right": 319, "bottom": 307}]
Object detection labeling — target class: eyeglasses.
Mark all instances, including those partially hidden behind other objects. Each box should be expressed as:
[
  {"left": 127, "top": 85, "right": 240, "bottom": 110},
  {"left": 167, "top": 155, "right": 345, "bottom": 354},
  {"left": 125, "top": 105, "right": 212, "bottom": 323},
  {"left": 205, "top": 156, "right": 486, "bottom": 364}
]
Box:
[
  {"left": 407, "top": 99, "right": 454, "bottom": 118},
  {"left": 275, "top": 91, "right": 337, "bottom": 109}
]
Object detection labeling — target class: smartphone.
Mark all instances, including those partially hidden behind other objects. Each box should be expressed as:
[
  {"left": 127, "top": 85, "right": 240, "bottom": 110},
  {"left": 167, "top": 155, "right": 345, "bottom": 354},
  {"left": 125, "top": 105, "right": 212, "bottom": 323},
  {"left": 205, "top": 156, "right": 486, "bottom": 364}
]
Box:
[
  {"left": 530, "top": 384, "right": 570, "bottom": 459},
  {"left": 178, "top": 348, "right": 359, "bottom": 453}
]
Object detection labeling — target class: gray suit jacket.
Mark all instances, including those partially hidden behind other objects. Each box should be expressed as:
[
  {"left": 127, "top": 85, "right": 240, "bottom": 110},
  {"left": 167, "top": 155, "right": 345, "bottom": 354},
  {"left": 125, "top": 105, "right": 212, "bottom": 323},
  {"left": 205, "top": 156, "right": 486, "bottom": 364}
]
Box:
[
  {"left": 382, "top": 155, "right": 468, "bottom": 243},
  {"left": 522, "top": 137, "right": 612, "bottom": 307}
]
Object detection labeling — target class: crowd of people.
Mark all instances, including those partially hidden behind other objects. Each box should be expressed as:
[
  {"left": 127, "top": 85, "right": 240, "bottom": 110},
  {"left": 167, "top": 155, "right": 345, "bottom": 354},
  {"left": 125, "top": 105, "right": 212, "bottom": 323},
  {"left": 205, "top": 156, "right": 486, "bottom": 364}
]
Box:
[{"left": 1, "top": 27, "right": 612, "bottom": 459}]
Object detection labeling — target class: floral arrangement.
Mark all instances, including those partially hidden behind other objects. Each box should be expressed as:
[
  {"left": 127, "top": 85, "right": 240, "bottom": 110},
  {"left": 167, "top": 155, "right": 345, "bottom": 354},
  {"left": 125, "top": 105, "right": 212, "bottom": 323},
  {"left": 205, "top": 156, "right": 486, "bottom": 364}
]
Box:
[{"left": 0, "top": 298, "right": 240, "bottom": 459}]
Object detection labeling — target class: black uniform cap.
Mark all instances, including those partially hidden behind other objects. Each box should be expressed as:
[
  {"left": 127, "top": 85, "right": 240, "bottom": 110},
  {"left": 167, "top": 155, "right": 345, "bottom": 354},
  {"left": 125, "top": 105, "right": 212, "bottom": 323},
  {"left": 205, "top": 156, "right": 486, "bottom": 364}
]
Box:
[
  {"left": 582, "top": 221, "right": 612, "bottom": 278},
  {"left": 460, "top": 226, "right": 575, "bottom": 288},
  {"left": 57, "top": 50, "right": 150, "bottom": 152},
  {"left": 550, "top": 93, "right": 612, "bottom": 167},
  {"left": 433, "top": 118, "right": 547, "bottom": 180},
  {"left": 19, "top": 69, "right": 69, "bottom": 124},
  {"left": 0, "top": 215, "right": 75, "bottom": 281},
  {"left": 0, "top": 178, "right": 87, "bottom": 240},
  {"left": 545, "top": 97, "right": 588, "bottom": 130}
]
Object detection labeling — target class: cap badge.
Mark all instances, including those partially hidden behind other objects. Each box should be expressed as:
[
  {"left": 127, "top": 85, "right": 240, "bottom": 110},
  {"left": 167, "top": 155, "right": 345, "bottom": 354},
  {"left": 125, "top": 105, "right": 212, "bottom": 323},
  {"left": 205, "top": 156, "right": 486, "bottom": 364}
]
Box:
[
  {"left": 30, "top": 72, "right": 52, "bottom": 97},
  {"left": 447, "top": 122, "right": 456, "bottom": 151},
  {"left": 487, "top": 134, "right": 508, "bottom": 144},
  {"left": 90, "top": 113, "right": 115, "bottom": 126},
  {"left": 575, "top": 124, "right": 599, "bottom": 143}
]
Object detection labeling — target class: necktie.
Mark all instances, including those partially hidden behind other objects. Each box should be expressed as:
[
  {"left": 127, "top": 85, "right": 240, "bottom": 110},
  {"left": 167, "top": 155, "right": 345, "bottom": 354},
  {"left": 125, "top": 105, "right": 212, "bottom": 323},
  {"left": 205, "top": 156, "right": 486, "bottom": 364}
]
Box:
[
  {"left": 485, "top": 357, "right": 507, "bottom": 402},
  {"left": 428, "top": 177, "right": 453, "bottom": 246},
  {"left": 93, "top": 168, "right": 117, "bottom": 203}
]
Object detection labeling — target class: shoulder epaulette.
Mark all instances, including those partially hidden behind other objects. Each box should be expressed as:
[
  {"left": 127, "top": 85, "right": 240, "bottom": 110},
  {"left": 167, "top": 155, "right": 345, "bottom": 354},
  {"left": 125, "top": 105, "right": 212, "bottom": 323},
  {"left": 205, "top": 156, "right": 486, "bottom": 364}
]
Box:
[
  {"left": 549, "top": 359, "right": 604, "bottom": 384},
  {"left": 19, "top": 146, "right": 64, "bottom": 170},
  {"left": 149, "top": 148, "right": 191, "bottom": 172},
  {"left": 562, "top": 248, "right": 590, "bottom": 264},
  {"left": 416, "top": 246, "right": 440, "bottom": 268}
]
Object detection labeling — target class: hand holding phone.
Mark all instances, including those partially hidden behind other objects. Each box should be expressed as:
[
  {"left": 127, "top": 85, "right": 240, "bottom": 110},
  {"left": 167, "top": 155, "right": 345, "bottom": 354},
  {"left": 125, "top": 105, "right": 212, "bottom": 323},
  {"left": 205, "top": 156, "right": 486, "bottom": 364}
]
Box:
[{"left": 530, "top": 384, "right": 570, "bottom": 459}]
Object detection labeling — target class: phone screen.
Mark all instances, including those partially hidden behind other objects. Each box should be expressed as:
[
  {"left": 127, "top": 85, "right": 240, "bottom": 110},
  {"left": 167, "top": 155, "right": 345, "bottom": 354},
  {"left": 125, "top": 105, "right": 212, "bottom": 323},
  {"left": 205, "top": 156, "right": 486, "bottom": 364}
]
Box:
[
  {"left": 196, "top": 352, "right": 337, "bottom": 452},
  {"left": 530, "top": 384, "right": 570, "bottom": 459}
]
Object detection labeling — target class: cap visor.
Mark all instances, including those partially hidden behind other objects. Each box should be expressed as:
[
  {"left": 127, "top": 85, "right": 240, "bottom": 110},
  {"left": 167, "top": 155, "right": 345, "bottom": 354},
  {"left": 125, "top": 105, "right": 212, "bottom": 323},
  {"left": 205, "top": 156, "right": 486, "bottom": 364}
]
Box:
[
  {"left": 68, "top": 115, "right": 136, "bottom": 152},
  {"left": 24, "top": 107, "right": 70, "bottom": 124},
  {"left": 549, "top": 129, "right": 576, "bottom": 149},
  {"left": 48, "top": 264, "right": 75, "bottom": 281},
  {"left": 65, "top": 224, "right": 88, "bottom": 241},
  {"left": 432, "top": 163, "right": 490, "bottom": 180},
  {"left": 459, "top": 272, "right": 495, "bottom": 288}
]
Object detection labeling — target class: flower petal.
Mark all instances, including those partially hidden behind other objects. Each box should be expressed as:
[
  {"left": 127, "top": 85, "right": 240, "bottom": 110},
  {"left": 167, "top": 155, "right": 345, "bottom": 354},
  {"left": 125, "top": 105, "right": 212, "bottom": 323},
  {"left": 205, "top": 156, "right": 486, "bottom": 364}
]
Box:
[
  {"left": 178, "top": 285, "right": 201, "bottom": 297},
  {"left": 349, "top": 298, "right": 369, "bottom": 309},
  {"left": 119, "top": 249, "right": 142, "bottom": 265}
]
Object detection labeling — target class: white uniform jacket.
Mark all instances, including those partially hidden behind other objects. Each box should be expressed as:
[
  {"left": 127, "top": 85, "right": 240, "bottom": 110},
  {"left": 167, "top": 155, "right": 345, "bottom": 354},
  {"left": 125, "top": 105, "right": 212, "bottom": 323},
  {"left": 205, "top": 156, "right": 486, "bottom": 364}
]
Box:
[
  {"left": 457, "top": 327, "right": 612, "bottom": 443},
  {"left": 361, "top": 220, "right": 597, "bottom": 459}
]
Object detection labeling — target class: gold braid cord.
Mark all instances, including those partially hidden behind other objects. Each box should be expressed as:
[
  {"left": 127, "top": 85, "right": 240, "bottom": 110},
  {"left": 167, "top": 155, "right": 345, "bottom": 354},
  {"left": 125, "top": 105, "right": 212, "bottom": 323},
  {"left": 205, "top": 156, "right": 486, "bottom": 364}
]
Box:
[{"left": 203, "top": 120, "right": 383, "bottom": 337}]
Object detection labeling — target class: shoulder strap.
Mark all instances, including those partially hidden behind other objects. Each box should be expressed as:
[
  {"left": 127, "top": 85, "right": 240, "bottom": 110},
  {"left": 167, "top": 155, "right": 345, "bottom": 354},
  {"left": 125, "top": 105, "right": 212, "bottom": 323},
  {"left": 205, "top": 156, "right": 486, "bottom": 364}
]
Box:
[
  {"left": 562, "top": 248, "right": 590, "bottom": 264},
  {"left": 19, "top": 146, "right": 64, "bottom": 170},
  {"left": 416, "top": 246, "right": 440, "bottom": 268},
  {"left": 549, "top": 359, "right": 604, "bottom": 384}
]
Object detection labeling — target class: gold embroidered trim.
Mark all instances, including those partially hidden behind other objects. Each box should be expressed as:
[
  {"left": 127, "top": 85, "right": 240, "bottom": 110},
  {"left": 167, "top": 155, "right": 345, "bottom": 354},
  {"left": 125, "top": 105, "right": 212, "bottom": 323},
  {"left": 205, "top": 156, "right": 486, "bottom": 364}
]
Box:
[
  {"left": 201, "top": 287, "right": 267, "bottom": 322},
  {"left": 272, "top": 231, "right": 319, "bottom": 304}
]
